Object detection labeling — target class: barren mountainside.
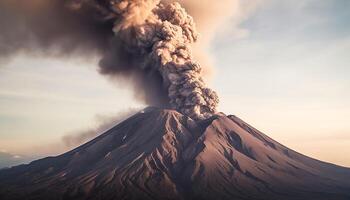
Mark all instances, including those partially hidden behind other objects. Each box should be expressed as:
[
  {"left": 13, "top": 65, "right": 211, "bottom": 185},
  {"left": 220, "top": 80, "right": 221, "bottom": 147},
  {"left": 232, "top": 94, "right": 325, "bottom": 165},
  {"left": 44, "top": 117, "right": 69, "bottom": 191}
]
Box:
[{"left": 0, "top": 107, "right": 350, "bottom": 200}]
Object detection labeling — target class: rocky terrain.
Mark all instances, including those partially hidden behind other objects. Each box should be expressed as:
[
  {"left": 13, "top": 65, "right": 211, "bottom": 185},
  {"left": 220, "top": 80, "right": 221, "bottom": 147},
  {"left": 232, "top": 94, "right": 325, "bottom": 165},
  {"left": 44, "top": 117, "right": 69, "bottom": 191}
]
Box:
[{"left": 1, "top": 107, "right": 350, "bottom": 200}]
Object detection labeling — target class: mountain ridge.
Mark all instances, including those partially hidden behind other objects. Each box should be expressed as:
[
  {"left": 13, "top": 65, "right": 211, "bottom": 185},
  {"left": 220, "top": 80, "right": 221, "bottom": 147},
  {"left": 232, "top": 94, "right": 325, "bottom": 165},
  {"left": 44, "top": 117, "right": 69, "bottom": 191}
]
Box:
[{"left": 0, "top": 107, "right": 349, "bottom": 200}]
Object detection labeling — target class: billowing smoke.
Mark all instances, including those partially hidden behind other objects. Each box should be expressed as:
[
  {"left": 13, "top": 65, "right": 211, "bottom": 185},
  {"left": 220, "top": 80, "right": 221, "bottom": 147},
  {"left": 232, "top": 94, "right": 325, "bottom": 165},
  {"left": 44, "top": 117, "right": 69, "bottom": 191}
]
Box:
[
  {"left": 101, "top": 0, "right": 219, "bottom": 119},
  {"left": 0, "top": 0, "right": 219, "bottom": 120}
]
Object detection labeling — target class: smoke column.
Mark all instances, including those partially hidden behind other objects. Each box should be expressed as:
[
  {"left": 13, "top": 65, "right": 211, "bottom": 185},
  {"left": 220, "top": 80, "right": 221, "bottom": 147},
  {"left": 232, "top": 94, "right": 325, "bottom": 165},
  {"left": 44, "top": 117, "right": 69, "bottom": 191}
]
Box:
[
  {"left": 102, "top": 0, "right": 219, "bottom": 120},
  {"left": 0, "top": 0, "right": 219, "bottom": 120}
]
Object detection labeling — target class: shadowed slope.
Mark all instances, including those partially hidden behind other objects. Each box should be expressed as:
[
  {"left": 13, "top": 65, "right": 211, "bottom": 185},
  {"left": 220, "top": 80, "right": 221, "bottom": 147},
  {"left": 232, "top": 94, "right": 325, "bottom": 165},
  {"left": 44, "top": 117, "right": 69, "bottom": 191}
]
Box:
[{"left": 0, "top": 108, "right": 349, "bottom": 200}]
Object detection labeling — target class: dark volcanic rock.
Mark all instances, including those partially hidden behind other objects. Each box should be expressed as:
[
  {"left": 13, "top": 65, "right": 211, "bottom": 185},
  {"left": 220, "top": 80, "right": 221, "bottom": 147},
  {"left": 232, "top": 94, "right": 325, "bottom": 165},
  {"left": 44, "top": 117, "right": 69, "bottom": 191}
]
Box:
[{"left": 0, "top": 108, "right": 350, "bottom": 200}]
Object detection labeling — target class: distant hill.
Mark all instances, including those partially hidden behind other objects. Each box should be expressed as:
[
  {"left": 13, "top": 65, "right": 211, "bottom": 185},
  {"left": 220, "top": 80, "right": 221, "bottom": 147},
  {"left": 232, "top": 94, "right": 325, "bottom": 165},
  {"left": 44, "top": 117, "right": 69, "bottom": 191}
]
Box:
[{"left": 0, "top": 152, "right": 30, "bottom": 169}]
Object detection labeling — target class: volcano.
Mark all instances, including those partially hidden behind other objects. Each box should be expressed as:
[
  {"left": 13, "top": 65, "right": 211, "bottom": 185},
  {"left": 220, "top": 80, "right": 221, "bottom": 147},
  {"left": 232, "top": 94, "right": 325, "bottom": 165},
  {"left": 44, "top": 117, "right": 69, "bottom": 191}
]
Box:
[{"left": 0, "top": 107, "right": 350, "bottom": 200}]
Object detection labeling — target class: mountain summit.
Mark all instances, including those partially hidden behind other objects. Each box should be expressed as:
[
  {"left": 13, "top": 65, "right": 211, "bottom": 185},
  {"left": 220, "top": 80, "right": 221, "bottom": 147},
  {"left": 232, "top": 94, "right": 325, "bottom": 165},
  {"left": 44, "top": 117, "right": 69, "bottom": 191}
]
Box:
[{"left": 1, "top": 107, "right": 350, "bottom": 200}]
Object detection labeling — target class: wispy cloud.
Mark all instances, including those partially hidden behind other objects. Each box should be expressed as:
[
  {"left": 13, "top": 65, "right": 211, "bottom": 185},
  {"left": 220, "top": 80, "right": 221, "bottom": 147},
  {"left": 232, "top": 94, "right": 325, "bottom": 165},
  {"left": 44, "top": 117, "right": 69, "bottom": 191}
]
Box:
[{"left": 62, "top": 108, "right": 140, "bottom": 148}]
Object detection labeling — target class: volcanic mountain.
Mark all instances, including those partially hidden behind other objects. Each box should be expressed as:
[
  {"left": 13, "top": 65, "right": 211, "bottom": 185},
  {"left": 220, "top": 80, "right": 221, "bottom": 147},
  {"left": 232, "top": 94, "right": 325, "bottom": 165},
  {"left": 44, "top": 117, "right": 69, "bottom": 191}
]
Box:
[{"left": 0, "top": 107, "right": 350, "bottom": 200}]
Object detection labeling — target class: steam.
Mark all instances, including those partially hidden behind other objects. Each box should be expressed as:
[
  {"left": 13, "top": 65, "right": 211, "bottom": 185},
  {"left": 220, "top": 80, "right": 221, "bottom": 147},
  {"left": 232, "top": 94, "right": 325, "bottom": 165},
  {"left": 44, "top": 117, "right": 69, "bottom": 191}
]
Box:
[{"left": 0, "top": 0, "right": 220, "bottom": 120}]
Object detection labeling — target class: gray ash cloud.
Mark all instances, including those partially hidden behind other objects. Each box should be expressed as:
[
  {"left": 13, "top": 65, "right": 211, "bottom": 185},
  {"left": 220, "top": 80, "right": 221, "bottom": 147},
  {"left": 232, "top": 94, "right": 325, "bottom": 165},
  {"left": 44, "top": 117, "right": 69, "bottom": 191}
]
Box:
[{"left": 0, "top": 0, "right": 219, "bottom": 120}]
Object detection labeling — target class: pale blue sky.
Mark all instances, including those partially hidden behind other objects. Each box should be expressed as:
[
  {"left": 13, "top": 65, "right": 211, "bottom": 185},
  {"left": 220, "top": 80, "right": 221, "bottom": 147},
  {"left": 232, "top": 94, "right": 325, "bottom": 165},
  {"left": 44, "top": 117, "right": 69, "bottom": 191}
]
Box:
[
  {"left": 0, "top": 0, "right": 349, "bottom": 166},
  {"left": 212, "top": 0, "right": 350, "bottom": 166}
]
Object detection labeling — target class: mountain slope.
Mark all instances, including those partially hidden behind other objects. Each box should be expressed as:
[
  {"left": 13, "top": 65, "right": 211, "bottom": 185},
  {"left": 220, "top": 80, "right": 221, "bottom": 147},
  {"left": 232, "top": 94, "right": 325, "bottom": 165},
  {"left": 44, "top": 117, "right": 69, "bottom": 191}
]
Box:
[{"left": 0, "top": 107, "right": 350, "bottom": 200}]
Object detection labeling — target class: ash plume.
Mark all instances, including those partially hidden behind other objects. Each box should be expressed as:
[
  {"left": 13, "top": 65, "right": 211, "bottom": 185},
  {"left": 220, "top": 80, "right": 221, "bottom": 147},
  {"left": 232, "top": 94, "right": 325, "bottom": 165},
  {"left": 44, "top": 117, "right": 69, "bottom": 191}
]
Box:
[
  {"left": 102, "top": 0, "right": 219, "bottom": 119},
  {"left": 0, "top": 0, "right": 219, "bottom": 120},
  {"left": 0, "top": 0, "right": 113, "bottom": 59}
]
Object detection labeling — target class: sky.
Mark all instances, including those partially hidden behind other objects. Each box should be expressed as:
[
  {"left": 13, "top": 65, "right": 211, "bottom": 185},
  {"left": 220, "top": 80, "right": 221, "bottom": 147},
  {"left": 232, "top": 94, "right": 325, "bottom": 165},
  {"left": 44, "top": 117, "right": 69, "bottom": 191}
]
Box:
[{"left": 0, "top": 0, "right": 350, "bottom": 167}]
